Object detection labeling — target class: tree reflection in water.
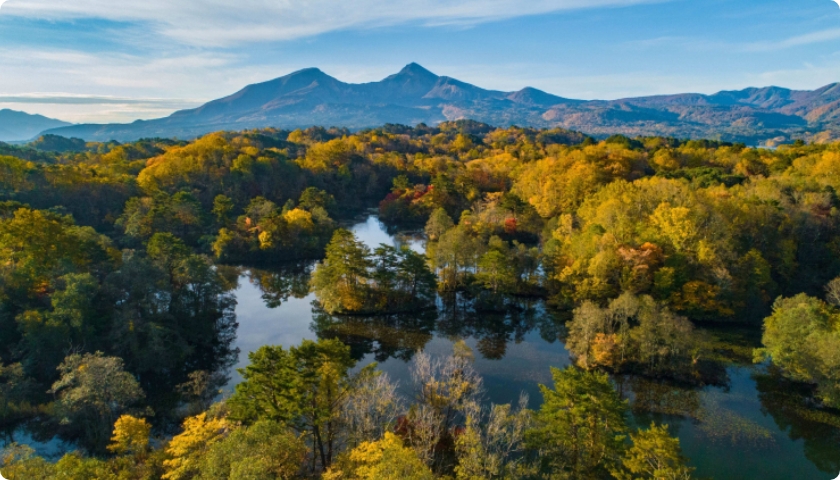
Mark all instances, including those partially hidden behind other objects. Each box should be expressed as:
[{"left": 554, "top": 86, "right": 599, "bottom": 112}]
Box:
[
  {"left": 240, "top": 263, "right": 840, "bottom": 478},
  {"left": 754, "top": 367, "right": 840, "bottom": 474},
  {"left": 312, "top": 304, "right": 437, "bottom": 362},
  {"left": 310, "top": 292, "right": 564, "bottom": 364},
  {"left": 242, "top": 263, "right": 313, "bottom": 308}
]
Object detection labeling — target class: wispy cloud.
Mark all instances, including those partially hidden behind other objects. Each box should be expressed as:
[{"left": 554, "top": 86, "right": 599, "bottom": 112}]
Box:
[
  {"left": 0, "top": 94, "right": 202, "bottom": 123},
  {"left": 743, "top": 27, "right": 840, "bottom": 52},
  {"left": 0, "top": 93, "right": 198, "bottom": 107},
  {"left": 2, "top": 0, "right": 666, "bottom": 46}
]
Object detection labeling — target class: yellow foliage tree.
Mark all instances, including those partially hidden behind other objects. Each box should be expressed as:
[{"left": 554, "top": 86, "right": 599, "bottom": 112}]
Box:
[
  {"left": 324, "top": 432, "right": 435, "bottom": 480},
  {"left": 650, "top": 203, "right": 697, "bottom": 253},
  {"left": 108, "top": 415, "right": 151, "bottom": 456},
  {"left": 162, "top": 413, "right": 228, "bottom": 480},
  {"left": 591, "top": 333, "right": 620, "bottom": 368},
  {"left": 283, "top": 208, "right": 315, "bottom": 230}
]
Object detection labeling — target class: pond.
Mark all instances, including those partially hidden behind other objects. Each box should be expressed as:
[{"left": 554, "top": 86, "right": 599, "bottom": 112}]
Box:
[{"left": 228, "top": 215, "right": 840, "bottom": 480}]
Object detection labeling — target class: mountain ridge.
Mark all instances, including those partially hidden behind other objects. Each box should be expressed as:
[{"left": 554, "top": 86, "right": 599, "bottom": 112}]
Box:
[
  {"left": 0, "top": 109, "right": 72, "bottom": 143},
  {"left": 42, "top": 64, "right": 840, "bottom": 144}
]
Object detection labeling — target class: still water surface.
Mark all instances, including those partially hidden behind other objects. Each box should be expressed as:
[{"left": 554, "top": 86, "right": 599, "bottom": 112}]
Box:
[{"left": 229, "top": 216, "right": 839, "bottom": 480}]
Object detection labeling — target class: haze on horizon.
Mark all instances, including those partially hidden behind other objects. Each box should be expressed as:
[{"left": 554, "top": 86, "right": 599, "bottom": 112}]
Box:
[{"left": 1, "top": 0, "right": 840, "bottom": 124}]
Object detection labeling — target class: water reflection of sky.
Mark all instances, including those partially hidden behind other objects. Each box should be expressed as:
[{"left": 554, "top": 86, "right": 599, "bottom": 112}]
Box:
[
  {"left": 350, "top": 215, "right": 425, "bottom": 254},
  {"left": 219, "top": 215, "right": 840, "bottom": 480}
]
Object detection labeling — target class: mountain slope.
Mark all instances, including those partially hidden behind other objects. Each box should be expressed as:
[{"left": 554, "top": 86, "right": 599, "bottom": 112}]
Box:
[
  {"left": 44, "top": 64, "right": 840, "bottom": 144},
  {"left": 0, "top": 109, "right": 71, "bottom": 142}
]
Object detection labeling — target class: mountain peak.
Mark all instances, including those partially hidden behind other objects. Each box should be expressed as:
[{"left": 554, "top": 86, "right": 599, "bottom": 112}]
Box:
[
  {"left": 287, "top": 67, "right": 327, "bottom": 77},
  {"left": 396, "top": 63, "right": 437, "bottom": 79}
]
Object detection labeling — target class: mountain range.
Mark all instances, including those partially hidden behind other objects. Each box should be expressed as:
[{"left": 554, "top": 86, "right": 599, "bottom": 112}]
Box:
[
  {"left": 0, "top": 109, "right": 71, "bottom": 143},
  {"left": 35, "top": 63, "right": 840, "bottom": 144}
]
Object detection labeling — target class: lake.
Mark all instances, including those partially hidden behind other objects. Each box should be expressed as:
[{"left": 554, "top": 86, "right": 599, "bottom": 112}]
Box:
[{"left": 227, "top": 215, "right": 840, "bottom": 480}]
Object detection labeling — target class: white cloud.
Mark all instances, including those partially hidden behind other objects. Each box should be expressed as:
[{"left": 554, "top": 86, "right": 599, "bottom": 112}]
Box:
[
  {"left": 0, "top": 47, "right": 246, "bottom": 122},
  {"left": 743, "top": 28, "right": 840, "bottom": 52},
  {"left": 1, "top": 0, "right": 664, "bottom": 46},
  {"left": 0, "top": 93, "right": 195, "bottom": 105}
]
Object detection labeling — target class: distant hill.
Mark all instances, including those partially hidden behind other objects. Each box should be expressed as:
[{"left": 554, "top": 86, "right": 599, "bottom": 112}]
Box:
[
  {"left": 43, "top": 63, "right": 840, "bottom": 144},
  {"left": 28, "top": 134, "right": 88, "bottom": 152},
  {"left": 0, "top": 109, "right": 71, "bottom": 142}
]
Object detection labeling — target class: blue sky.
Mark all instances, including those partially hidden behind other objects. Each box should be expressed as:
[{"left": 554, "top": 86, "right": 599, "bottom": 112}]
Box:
[{"left": 1, "top": 0, "right": 839, "bottom": 123}]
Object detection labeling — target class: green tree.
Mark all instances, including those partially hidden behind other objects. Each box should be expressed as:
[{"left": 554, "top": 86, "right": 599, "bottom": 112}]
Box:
[
  {"left": 49, "top": 352, "right": 147, "bottom": 452},
  {"left": 311, "top": 229, "right": 372, "bottom": 314},
  {"left": 229, "top": 338, "right": 367, "bottom": 471},
  {"left": 614, "top": 423, "right": 694, "bottom": 480},
  {"left": 0, "top": 363, "right": 31, "bottom": 424},
  {"left": 1, "top": 444, "right": 56, "bottom": 479},
  {"left": 199, "top": 420, "right": 306, "bottom": 479},
  {"left": 212, "top": 194, "right": 235, "bottom": 226},
  {"left": 757, "top": 293, "right": 840, "bottom": 408},
  {"left": 299, "top": 187, "right": 336, "bottom": 213},
  {"left": 431, "top": 224, "right": 484, "bottom": 291},
  {"left": 527, "top": 366, "right": 628, "bottom": 479},
  {"left": 425, "top": 207, "right": 454, "bottom": 241},
  {"left": 476, "top": 249, "right": 517, "bottom": 294},
  {"left": 16, "top": 272, "right": 104, "bottom": 380},
  {"left": 370, "top": 244, "right": 437, "bottom": 311},
  {"left": 147, "top": 232, "right": 190, "bottom": 281}
]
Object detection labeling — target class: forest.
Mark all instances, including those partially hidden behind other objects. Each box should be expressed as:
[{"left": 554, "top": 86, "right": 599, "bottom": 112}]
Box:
[{"left": 0, "top": 122, "right": 838, "bottom": 479}]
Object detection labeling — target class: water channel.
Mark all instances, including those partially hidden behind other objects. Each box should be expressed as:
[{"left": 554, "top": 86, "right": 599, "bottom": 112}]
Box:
[{"left": 228, "top": 215, "right": 839, "bottom": 480}]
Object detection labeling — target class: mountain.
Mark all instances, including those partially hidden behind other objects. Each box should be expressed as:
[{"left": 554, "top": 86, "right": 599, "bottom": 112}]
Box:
[
  {"left": 43, "top": 63, "right": 840, "bottom": 144},
  {"left": 0, "top": 109, "right": 71, "bottom": 142}
]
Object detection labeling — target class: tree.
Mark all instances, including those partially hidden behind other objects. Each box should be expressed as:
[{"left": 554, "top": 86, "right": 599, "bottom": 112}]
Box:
[
  {"left": 425, "top": 208, "right": 454, "bottom": 241},
  {"left": 108, "top": 415, "right": 152, "bottom": 456},
  {"left": 340, "top": 371, "right": 403, "bottom": 449},
  {"left": 313, "top": 230, "right": 436, "bottom": 314},
  {"left": 565, "top": 294, "right": 703, "bottom": 378},
  {"left": 325, "top": 432, "right": 435, "bottom": 480},
  {"left": 49, "top": 352, "right": 146, "bottom": 452},
  {"left": 0, "top": 362, "right": 30, "bottom": 424},
  {"left": 527, "top": 366, "right": 628, "bottom": 479},
  {"left": 163, "top": 412, "right": 228, "bottom": 480},
  {"left": 14, "top": 272, "right": 105, "bottom": 381},
  {"left": 826, "top": 276, "right": 840, "bottom": 307},
  {"left": 199, "top": 420, "right": 306, "bottom": 480},
  {"left": 311, "top": 229, "right": 372, "bottom": 314},
  {"left": 0, "top": 444, "right": 56, "bottom": 479},
  {"left": 432, "top": 225, "right": 484, "bottom": 291},
  {"left": 614, "top": 423, "right": 694, "bottom": 480},
  {"left": 405, "top": 341, "right": 483, "bottom": 473},
  {"left": 118, "top": 192, "right": 206, "bottom": 244},
  {"left": 212, "top": 194, "right": 235, "bottom": 226},
  {"left": 476, "top": 249, "right": 518, "bottom": 295},
  {"left": 757, "top": 293, "right": 840, "bottom": 408},
  {"left": 228, "top": 338, "right": 364, "bottom": 471},
  {"left": 299, "top": 187, "right": 336, "bottom": 213},
  {"left": 566, "top": 301, "right": 611, "bottom": 369},
  {"left": 147, "top": 232, "right": 190, "bottom": 282},
  {"left": 371, "top": 244, "right": 437, "bottom": 312},
  {"left": 454, "top": 395, "right": 532, "bottom": 480}
]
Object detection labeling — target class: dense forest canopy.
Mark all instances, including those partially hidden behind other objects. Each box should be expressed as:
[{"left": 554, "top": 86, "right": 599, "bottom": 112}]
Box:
[{"left": 0, "top": 121, "right": 839, "bottom": 478}]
